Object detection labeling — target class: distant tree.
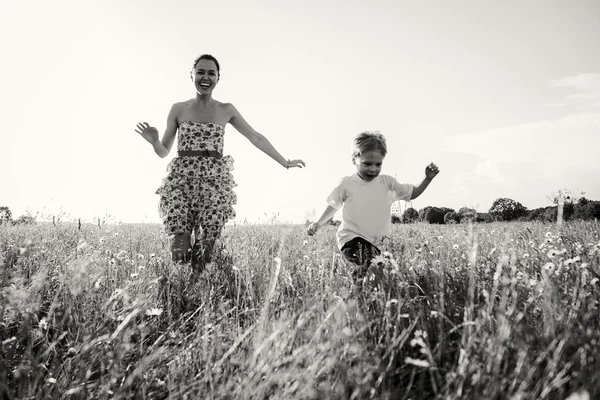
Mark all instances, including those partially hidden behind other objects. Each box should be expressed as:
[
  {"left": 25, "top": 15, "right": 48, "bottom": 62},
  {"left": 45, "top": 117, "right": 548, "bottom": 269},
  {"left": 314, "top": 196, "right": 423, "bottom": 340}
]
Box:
[
  {"left": 0, "top": 206, "right": 12, "bottom": 225},
  {"left": 402, "top": 208, "right": 419, "bottom": 224},
  {"left": 489, "top": 198, "right": 528, "bottom": 222},
  {"left": 391, "top": 215, "right": 401, "bottom": 224}
]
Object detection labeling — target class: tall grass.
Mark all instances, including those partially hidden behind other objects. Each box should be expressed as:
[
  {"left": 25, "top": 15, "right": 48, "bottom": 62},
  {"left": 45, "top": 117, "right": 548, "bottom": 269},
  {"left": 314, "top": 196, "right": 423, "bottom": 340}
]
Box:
[{"left": 1, "top": 220, "right": 599, "bottom": 399}]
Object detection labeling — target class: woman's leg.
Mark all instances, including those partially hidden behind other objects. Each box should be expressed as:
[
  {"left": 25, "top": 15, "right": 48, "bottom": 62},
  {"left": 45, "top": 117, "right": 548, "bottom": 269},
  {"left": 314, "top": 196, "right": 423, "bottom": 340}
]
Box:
[
  {"left": 171, "top": 233, "right": 192, "bottom": 263},
  {"left": 192, "top": 209, "right": 225, "bottom": 272}
]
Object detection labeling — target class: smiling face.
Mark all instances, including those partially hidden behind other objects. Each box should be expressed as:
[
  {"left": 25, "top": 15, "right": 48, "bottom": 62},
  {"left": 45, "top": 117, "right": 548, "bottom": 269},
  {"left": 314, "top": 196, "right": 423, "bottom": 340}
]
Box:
[
  {"left": 354, "top": 150, "right": 385, "bottom": 182},
  {"left": 192, "top": 59, "right": 219, "bottom": 96}
]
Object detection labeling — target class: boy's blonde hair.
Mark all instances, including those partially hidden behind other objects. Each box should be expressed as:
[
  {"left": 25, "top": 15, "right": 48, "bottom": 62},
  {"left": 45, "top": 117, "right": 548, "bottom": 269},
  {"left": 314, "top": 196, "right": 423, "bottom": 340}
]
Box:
[{"left": 352, "top": 130, "right": 387, "bottom": 161}]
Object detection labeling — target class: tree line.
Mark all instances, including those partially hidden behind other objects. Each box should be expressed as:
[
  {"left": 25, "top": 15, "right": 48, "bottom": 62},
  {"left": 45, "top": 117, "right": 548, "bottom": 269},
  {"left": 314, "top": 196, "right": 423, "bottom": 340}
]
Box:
[{"left": 392, "top": 193, "right": 600, "bottom": 224}]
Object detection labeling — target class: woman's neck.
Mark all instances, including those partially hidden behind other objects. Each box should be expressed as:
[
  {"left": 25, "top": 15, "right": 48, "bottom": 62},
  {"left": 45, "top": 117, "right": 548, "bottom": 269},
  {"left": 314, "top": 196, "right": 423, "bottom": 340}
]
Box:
[{"left": 194, "top": 94, "right": 214, "bottom": 108}]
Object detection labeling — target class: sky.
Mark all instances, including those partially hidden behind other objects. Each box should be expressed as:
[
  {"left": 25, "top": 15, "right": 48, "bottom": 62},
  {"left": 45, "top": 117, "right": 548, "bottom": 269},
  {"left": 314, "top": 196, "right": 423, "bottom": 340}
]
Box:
[{"left": 2, "top": 0, "right": 600, "bottom": 224}]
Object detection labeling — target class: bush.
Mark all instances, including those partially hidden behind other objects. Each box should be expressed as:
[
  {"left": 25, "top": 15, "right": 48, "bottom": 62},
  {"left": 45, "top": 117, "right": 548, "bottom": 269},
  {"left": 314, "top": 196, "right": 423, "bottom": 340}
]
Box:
[
  {"left": 475, "top": 212, "right": 494, "bottom": 223},
  {"left": 0, "top": 206, "right": 12, "bottom": 225},
  {"left": 573, "top": 201, "right": 600, "bottom": 220},
  {"left": 444, "top": 212, "right": 460, "bottom": 224},
  {"left": 422, "top": 207, "right": 454, "bottom": 224},
  {"left": 13, "top": 215, "right": 36, "bottom": 225},
  {"left": 391, "top": 215, "right": 401, "bottom": 224},
  {"left": 458, "top": 207, "right": 477, "bottom": 223},
  {"left": 402, "top": 208, "right": 419, "bottom": 224}
]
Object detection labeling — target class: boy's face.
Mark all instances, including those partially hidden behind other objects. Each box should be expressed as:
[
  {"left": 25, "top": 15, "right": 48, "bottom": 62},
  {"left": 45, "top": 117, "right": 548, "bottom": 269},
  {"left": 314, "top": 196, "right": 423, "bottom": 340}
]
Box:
[{"left": 354, "top": 151, "right": 385, "bottom": 182}]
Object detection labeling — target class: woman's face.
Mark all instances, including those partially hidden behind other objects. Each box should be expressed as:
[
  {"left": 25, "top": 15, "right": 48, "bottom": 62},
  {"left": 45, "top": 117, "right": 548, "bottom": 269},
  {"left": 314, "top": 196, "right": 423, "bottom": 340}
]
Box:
[{"left": 192, "top": 59, "right": 219, "bottom": 95}]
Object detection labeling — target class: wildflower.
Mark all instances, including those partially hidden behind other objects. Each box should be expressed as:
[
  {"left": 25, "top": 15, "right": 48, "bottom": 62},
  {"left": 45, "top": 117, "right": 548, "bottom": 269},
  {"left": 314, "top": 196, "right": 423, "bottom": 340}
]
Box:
[
  {"left": 399, "top": 313, "right": 410, "bottom": 318},
  {"left": 130, "top": 273, "right": 139, "bottom": 278},
  {"left": 452, "top": 244, "right": 459, "bottom": 250},
  {"left": 547, "top": 249, "right": 559, "bottom": 258},
  {"left": 372, "top": 255, "right": 386, "bottom": 265},
  {"left": 114, "top": 232, "right": 119, "bottom": 237},
  {"left": 565, "top": 390, "right": 590, "bottom": 400},
  {"left": 302, "top": 240, "right": 308, "bottom": 246},
  {"left": 414, "top": 329, "right": 427, "bottom": 338},
  {"left": 542, "top": 262, "right": 555, "bottom": 272},
  {"left": 529, "top": 278, "right": 537, "bottom": 287},
  {"left": 516, "top": 271, "right": 524, "bottom": 280},
  {"left": 39, "top": 318, "right": 48, "bottom": 331},
  {"left": 523, "top": 253, "right": 529, "bottom": 258},
  {"left": 437, "top": 235, "right": 443, "bottom": 240},
  {"left": 564, "top": 256, "right": 581, "bottom": 266},
  {"left": 137, "top": 254, "right": 144, "bottom": 260},
  {"left": 149, "top": 253, "right": 156, "bottom": 259},
  {"left": 405, "top": 357, "right": 430, "bottom": 368},
  {"left": 47, "top": 377, "right": 57, "bottom": 384},
  {"left": 591, "top": 278, "right": 599, "bottom": 285},
  {"left": 145, "top": 308, "right": 163, "bottom": 317}
]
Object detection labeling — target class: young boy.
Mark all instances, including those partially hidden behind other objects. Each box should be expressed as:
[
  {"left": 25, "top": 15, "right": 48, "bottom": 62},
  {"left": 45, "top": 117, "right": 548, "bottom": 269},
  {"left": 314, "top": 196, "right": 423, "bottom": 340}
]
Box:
[{"left": 307, "top": 131, "right": 439, "bottom": 278}]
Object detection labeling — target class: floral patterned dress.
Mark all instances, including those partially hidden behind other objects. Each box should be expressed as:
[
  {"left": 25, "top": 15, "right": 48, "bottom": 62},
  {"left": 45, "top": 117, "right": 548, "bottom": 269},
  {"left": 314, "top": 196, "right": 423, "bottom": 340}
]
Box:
[{"left": 156, "top": 121, "right": 237, "bottom": 239}]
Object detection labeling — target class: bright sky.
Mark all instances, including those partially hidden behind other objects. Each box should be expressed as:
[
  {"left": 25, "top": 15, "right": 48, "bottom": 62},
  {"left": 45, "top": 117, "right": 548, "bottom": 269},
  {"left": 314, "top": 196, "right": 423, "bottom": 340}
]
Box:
[{"left": 2, "top": 0, "right": 600, "bottom": 224}]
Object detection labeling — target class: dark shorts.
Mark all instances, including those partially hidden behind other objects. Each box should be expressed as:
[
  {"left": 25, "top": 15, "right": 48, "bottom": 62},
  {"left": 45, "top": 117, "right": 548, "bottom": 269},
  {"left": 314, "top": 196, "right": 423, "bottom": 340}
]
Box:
[
  {"left": 341, "top": 237, "right": 381, "bottom": 285},
  {"left": 341, "top": 237, "right": 381, "bottom": 266}
]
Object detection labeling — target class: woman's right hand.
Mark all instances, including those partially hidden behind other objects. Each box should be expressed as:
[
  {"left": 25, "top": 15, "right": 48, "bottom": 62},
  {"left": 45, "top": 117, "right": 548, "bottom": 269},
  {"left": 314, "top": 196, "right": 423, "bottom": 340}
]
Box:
[{"left": 135, "top": 122, "right": 159, "bottom": 144}]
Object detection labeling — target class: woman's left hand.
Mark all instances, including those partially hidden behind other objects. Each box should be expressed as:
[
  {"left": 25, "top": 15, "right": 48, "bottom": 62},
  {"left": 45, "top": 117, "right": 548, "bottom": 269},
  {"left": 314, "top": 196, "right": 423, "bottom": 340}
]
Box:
[{"left": 285, "top": 159, "right": 306, "bottom": 169}]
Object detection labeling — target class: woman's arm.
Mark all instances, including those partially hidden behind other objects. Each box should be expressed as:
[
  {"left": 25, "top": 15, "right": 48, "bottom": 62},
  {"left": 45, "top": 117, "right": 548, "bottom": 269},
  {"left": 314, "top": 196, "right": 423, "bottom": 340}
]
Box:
[
  {"left": 227, "top": 103, "right": 305, "bottom": 169},
  {"left": 135, "top": 103, "right": 179, "bottom": 158}
]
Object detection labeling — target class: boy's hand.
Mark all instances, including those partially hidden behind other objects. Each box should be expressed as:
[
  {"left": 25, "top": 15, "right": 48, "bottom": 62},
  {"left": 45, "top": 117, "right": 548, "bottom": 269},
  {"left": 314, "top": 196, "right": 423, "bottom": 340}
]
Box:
[
  {"left": 306, "top": 222, "right": 319, "bottom": 236},
  {"left": 425, "top": 163, "right": 440, "bottom": 179}
]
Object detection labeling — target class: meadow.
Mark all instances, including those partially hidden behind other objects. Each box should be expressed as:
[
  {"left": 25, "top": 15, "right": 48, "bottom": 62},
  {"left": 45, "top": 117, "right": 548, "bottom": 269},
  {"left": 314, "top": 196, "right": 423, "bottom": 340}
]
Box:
[{"left": 1, "top": 219, "right": 599, "bottom": 399}]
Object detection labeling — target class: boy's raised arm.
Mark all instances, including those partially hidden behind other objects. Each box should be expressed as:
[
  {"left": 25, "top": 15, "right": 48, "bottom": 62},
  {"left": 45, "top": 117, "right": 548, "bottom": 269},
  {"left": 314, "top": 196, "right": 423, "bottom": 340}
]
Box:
[{"left": 411, "top": 163, "right": 440, "bottom": 200}]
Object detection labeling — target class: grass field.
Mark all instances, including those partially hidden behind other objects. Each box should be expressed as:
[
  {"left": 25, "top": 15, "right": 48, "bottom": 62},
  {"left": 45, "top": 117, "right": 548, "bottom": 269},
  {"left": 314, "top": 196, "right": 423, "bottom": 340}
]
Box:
[{"left": 1, "top": 220, "right": 599, "bottom": 399}]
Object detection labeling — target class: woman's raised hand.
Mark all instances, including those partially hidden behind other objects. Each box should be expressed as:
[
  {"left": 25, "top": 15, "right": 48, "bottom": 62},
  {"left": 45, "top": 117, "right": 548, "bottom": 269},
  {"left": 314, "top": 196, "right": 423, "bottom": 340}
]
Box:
[
  {"left": 285, "top": 159, "right": 306, "bottom": 169},
  {"left": 135, "top": 122, "right": 159, "bottom": 144}
]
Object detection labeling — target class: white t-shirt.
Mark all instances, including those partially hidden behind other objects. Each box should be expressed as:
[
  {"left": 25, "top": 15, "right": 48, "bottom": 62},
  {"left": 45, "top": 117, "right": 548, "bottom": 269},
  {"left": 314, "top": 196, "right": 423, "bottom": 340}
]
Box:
[{"left": 326, "top": 173, "right": 413, "bottom": 250}]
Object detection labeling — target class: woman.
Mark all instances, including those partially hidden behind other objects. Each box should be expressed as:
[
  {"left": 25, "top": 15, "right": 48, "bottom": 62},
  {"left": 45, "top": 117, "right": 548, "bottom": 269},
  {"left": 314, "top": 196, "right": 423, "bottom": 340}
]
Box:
[{"left": 135, "top": 54, "right": 305, "bottom": 272}]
